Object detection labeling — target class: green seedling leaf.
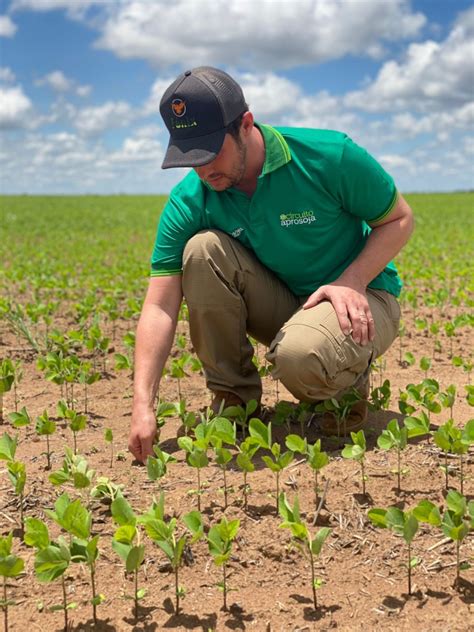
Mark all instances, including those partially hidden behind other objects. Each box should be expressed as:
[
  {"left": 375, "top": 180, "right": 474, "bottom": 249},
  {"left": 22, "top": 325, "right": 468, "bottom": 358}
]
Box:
[
  {"left": 310, "top": 527, "right": 331, "bottom": 555},
  {"left": 413, "top": 500, "right": 442, "bottom": 526},
  {"left": 248, "top": 418, "right": 271, "bottom": 448},
  {"left": 126, "top": 544, "right": 145, "bottom": 573},
  {"left": 0, "top": 432, "right": 17, "bottom": 461},
  {"left": 24, "top": 518, "right": 50, "bottom": 550},
  {"left": 34, "top": 545, "right": 70, "bottom": 582},
  {"left": 111, "top": 494, "right": 136, "bottom": 527},
  {"left": 8, "top": 407, "right": 31, "bottom": 428},
  {"left": 368, "top": 508, "right": 388, "bottom": 528},
  {"left": 285, "top": 434, "right": 307, "bottom": 454}
]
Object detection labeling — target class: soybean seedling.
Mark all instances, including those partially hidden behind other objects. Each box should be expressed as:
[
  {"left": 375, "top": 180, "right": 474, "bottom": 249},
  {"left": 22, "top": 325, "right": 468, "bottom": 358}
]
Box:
[
  {"left": 0, "top": 532, "right": 24, "bottom": 632},
  {"left": 368, "top": 506, "right": 419, "bottom": 595},
  {"left": 235, "top": 435, "right": 260, "bottom": 511},
  {"left": 279, "top": 492, "right": 331, "bottom": 610},
  {"left": 433, "top": 419, "right": 473, "bottom": 493},
  {"left": 139, "top": 494, "right": 200, "bottom": 615},
  {"left": 286, "top": 434, "right": 330, "bottom": 514},
  {"left": 342, "top": 430, "right": 367, "bottom": 496},
  {"left": 315, "top": 389, "right": 363, "bottom": 439},
  {"left": 146, "top": 445, "right": 176, "bottom": 490},
  {"left": 442, "top": 491, "right": 474, "bottom": 586},
  {"left": 57, "top": 401, "right": 87, "bottom": 454},
  {"left": 35, "top": 410, "right": 56, "bottom": 470},
  {"left": 222, "top": 398, "right": 259, "bottom": 438},
  {"left": 207, "top": 516, "right": 240, "bottom": 611},
  {"left": 104, "top": 427, "right": 114, "bottom": 467},
  {"left": 377, "top": 419, "right": 408, "bottom": 493},
  {"left": 178, "top": 434, "right": 209, "bottom": 511},
  {"left": 0, "top": 360, "right": 15, "bottom": 423},
  {"left": 249, "top": 418, "right": 294, "bottom": 513},
  {"left": 209, "top": 417, "right": 237, "bottom": 509},
  {"left": 6, "top": 460, "right": 26, "bottom": 536},
  {"left": 111, "top": 494, "right": 145, "bottom": 620},
  {"left": 7, "top": 406, "right": 31, "bottom": 429},
  {"left": 90, "top": 477, "right": 124, "bottom": 503},
  {"left": 49, "top": 448, "right": 96, "bottom": 500},
  {"left": 24, "top": 517, "right": 75, "bottom": 632}
]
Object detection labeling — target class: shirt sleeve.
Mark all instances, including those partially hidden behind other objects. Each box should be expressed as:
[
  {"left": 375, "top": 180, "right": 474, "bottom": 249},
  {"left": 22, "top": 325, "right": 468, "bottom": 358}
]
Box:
[
  {"left": 150, "top": 175, "right": 205, "bottom": 277},
  {"left": 338, "top": 137, "right": 397, "bottom": 225}
]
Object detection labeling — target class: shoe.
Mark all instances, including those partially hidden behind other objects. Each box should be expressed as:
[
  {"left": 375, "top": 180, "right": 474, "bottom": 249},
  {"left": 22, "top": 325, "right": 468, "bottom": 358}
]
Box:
[
  {"left": 210, "top": 390, "right": 245, "bottom": 415},
  {"left": 318, "top": 373, "right": 370, "bottom": 437}
]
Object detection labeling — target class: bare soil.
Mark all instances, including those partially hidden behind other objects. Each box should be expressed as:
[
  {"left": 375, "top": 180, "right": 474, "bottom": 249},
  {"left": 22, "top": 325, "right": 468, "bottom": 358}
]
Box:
[{"left": 1, "top": 305, "right": 473, "bottom": 632}]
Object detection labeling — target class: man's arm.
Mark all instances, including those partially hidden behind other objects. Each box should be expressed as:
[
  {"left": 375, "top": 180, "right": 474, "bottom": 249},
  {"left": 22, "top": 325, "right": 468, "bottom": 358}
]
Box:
[
  {"left": 303, "top": 193, "right": 414, "bottom": 345},
  {"left": 128, "top": 274, "right": 183, "bottom": 463}
]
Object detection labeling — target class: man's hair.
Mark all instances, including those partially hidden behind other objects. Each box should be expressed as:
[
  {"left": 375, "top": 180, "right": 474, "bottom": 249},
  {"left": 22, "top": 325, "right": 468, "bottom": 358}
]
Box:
[{"left": 226, "top": 109, "right": 248, "bottom": 141}]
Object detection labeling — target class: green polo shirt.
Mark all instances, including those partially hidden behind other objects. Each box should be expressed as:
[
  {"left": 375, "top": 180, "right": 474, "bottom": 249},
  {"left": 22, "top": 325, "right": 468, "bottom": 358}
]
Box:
[{"left": 151, "top": 124, "right": 401, "bottom": 297}]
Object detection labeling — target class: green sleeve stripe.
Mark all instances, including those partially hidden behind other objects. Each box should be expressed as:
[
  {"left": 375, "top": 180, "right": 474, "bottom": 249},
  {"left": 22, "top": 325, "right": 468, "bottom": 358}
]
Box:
[
  {"left": 368, "top": 189, "right": 398, "bottom": 226},
  {"left": 150, "top": 269, "right": 182, "bottom": 277}
]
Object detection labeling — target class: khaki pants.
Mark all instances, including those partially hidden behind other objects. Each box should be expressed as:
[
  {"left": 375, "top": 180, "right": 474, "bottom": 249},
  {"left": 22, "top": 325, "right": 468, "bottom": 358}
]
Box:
[{"left": 182, "top": 230, "right": 400, "bottom": 403}]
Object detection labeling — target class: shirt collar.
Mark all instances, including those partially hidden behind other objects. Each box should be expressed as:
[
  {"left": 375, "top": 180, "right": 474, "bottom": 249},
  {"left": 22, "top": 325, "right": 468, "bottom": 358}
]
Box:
[{"left": 257, "top": 123, "right": 292, "bottom": 175}]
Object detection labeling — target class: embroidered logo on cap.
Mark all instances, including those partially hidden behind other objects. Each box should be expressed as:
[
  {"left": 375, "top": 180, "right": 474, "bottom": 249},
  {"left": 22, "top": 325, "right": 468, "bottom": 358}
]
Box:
[{"left": 171, "top": 98, "right": 186, "bottom": 117}]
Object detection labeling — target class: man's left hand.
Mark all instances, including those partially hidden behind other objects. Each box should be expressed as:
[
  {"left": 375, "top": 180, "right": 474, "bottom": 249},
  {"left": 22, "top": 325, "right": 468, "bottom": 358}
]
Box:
[{"left": 303, "top": 282, "right": 375, "bottom": 346}]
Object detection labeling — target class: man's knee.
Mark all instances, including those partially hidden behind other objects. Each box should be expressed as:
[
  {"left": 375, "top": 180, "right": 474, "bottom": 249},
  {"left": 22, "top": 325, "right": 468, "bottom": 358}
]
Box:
[
  {"left": 267, "top": 323, "right": 372, "bottom": 401},
  {"left": 183, "top": 229, "right": 225, "bottom": 268}
]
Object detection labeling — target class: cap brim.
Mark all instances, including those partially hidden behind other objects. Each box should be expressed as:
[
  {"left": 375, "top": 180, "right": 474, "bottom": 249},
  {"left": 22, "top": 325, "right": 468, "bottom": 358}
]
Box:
[{"left": 161, "top": 127, "right": 226, "bottom": 169}]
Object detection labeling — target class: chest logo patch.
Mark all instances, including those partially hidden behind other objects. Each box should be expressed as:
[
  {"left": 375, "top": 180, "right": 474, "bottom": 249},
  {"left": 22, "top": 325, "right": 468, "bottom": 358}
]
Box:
[{"left": 280, "top": 211, "right": 316, "bottom": 227}]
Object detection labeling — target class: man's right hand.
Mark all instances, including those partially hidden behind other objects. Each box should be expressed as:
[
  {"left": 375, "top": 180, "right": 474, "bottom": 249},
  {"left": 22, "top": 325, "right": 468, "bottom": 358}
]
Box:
[{"left": 128, "top": 407, "right": 157, "bottom": 464}]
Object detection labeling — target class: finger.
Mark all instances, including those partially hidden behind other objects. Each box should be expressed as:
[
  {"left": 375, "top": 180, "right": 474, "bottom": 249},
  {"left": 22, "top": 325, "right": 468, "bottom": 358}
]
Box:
[
  {"left": 347, "top": 307, "right": 367, "bottom": 345},
  {"left": 367, "top": 311, "right": 376, "bottom": 342},
  {"left": 128, "top": 434, "right": 142, "bottom": 463},
  {"left": 303, "top": 289, "right": 323, "bottom": 310}
]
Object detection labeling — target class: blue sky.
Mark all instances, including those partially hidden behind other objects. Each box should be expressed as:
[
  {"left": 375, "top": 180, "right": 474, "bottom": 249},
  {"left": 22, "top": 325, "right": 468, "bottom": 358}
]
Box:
[{"left": 0, "top": 0, "right": 473, "bottom": 194}]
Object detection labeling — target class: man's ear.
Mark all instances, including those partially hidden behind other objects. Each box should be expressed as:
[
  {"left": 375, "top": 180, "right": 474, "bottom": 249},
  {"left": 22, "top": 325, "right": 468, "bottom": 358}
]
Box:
[{"left": 240, "top": 111, "right": 254, "bottom": 138}]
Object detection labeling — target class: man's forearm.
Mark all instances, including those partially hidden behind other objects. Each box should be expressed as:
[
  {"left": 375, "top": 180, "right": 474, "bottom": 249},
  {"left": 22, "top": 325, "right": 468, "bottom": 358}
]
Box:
[
  {"left": 133, "top": 303, "right": 178, "bottom": 409},
  {"left": 338, "top": 197, "right": 414, "bottom": 290}
]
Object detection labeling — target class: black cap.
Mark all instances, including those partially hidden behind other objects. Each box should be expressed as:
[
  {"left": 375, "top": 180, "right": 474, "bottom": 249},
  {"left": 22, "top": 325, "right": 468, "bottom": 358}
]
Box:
[{"left": 159, "top": 66, "right": 247, "bottom": 169}]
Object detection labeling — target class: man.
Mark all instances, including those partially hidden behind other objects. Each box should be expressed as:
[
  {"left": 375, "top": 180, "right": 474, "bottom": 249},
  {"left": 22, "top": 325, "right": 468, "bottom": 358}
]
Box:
[{"left": 129, "top": 66, "right": 414, "bottom": 464}]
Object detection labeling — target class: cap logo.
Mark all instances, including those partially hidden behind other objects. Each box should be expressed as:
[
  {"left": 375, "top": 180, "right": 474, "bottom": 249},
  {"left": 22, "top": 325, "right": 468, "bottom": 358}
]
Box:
[{"left": 171, "top": 98, "right": 186, "bottom": 117}]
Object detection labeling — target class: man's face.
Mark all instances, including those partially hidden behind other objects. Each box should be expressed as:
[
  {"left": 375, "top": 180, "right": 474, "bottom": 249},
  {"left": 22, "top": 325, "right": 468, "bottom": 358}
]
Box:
[{"left": 194, "top": 132, "right": 246, "bottom": 191}]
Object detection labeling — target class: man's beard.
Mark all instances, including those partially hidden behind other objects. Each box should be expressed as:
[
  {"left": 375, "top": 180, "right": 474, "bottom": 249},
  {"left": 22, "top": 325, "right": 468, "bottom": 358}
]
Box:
[{"left": 209, "top": 140, "right": 247, "bottom": 190}]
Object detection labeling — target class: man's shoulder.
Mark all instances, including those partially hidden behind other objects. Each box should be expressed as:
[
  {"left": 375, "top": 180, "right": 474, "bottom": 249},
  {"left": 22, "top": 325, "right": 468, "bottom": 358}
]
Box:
[
  {"left": 169, "top": 170, "right": 204, "bottom": 200},
  {"left": 275, "top": 126, "right": 348, "bottom": 146},
  {"left": 274, "top": 126, "right": 349, "bottom": 163}
]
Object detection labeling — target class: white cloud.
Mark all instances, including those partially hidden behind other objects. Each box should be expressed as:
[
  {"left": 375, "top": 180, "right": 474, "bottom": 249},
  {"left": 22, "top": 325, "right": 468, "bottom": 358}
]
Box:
[
  {"left": 0, "top": 67, "right": 16, "bottom": 82},
  {"left": 35, "top": 70, "right": 92, "bottom": 97},
  {"left": 73, "top": 101, "right": 135, "bottom": 135},
  {"left": 345, "top": 6, "right": 474, "bottom": 112},
  {"left": 94, "top": 0, "right": 425, "bottom": 69},
  {"left": 0, "top": 15, "right": 17, "bottom": 37},
  {"left": 0, "top": 85, "right": 33, "bottom": 128}
]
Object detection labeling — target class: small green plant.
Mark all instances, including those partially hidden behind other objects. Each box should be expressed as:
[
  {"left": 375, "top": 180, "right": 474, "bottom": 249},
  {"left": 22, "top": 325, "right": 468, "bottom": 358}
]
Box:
[
  {"left": 222, "top": 398, "right": 259, "bottom": 438},
  {"left": 146, "top": 445, "right": 176, "bottom": 489},
  {"left": 342, "top": 430, "right": 367, "bottom": 495},
  {"left": 279, "top": 492, "right": 331, "bottom": 610},
  {"left": 24, "top": 517, "right": 75, "bottom": 632},
  {"left": 249, "top": 418, "right": 294, "bottom": 512},
  {"left": 6, "top": 460, "right": 26, "bottom": 536},
  {"left": 111, "top": 494, "right": 146, "bottom": 621},
  {"left": 235, "top": 436, "right": 260, "bottom": 511},
  {"left": 104, "top": 427, "right": 114, "bottom": 467},
  {"left": 139, "top": 494, "right": 200, "bottom": 614},
  {"left": 207, "top": 516, "right": 240, "bottom": 611},
  {"left": 377, "top": 419, "right": 408, "bottom": 493},
  {"left": 0, "top": 360, "right": 15, "bottom": 424},
  {"left": 7, "top": 406, "right": 31, "bottom": 429},
  {"left": 414, "top": 492, "right": 474, "bottom": 586},
  {"left": 49, "top": 448, "right": 96, "bottom": 497},
  {"left": 368, "top": 506, "right": 419, "bottom": 595},
  {"left": 57, "top": 400, "right": 87, "bottom": 454},
  {"left": 35, "top": 410, "right": 56, "bottom": 470},
  {"left": 209, "top": 417, "right": 237, "bottom": 509},
  {"left": 178, "top": 434, "right": 209, "bottom": 511},
  {"left": 90, "top": 477, "right": 124, "bottom": 502},
  {"left": 0, "top": 532, "right": 24, "bottom": 632},
  {"left": 315, "top": 390, "right": 363, "bottom": 438},
  {"left": 369, "top": 379, "right": 391, "bottom": 411}
]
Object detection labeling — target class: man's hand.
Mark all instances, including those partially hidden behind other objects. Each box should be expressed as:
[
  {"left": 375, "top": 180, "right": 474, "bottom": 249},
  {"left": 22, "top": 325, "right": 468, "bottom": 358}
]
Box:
[
  {"left": 303, "top": 281, "right": 375, "bottom": 346},
  {"left": 128, "top": 407, "right": 157, "bottom": 464}
]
